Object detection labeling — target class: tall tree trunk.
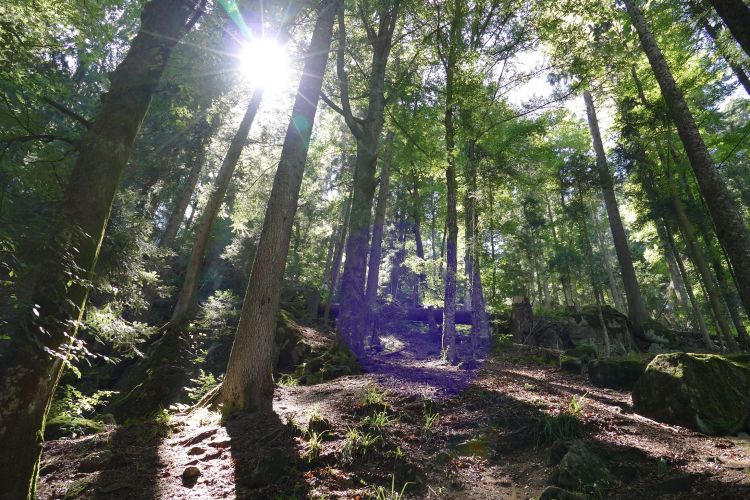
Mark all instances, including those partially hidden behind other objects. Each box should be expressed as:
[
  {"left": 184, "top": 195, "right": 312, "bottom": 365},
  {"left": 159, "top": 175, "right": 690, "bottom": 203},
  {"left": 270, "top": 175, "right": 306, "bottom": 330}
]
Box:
[
  {"left": 655, "top": 220, "right": 691, "bottom": 323},
  {"left": 364, "top": 132, "right": 394, "bottom": 328},
  {"left": 625, "top": 0, "right": 750, "bottom": 322},
  {"left": 181, "top": 198, "right": 200, "bottom": 239},
  {"left": 578, "top": 190, "right": 611, "bottom": 356},
  {"left": 489, "top": 187, "right": 498, "bottom": 302},
  {"left": 159, "top": 119, "right": 212, "bottom": 248},
  {"left": 335, "top": 1, "right": 401, "bottom": 357},
  {"left": 143, "top": 144, "right": 181, "bottom": 218},
  {"left": 389, "top": 210, "right": 408, "bottom": 300},
  {"left": 218, "top": 0, "right": 339, "bottom": 414},
  {"left": 0, "top": 1, "right": 201, "bottom": 496},
  {"left": 592, "top": 203, "right": 626, "bottom": 312},
  {"left": 584, "top": 90, "right": 649, "bottom": 331},
  {"left": 411, "top": 169, "right": 427, "bottom": 303},
  {"left": 694, "top": 8, "right": 750, "bottom": 95},
  {"left": 443, "top": 96, "right": 458, "bottom": 363},
  {"left": 712, "top": 255, "right": 750, "bottom": 349},
  {"left": 464, "top": 139, "right": 490, "bottom": 347},
  {"left": 671, "top": 191, "right": 739, "bottom": 351},
  {"left": 170, "top": 89, "right": 264, "bottom": 322},
  {"left": 708, "top": 0, "right": 750, "bottom": 57},
  {"left": 664, "top": 222, "right": 715, "bottom": 348},
  {"left": 324, "top": 187, "right": 353, "bottom": 323}
]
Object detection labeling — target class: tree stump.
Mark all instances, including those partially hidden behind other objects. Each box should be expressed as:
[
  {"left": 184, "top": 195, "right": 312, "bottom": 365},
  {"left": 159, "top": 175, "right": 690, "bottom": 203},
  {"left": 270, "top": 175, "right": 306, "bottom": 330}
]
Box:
[{"left": 510, "top": 296, "right": 533, "bottom": 342}]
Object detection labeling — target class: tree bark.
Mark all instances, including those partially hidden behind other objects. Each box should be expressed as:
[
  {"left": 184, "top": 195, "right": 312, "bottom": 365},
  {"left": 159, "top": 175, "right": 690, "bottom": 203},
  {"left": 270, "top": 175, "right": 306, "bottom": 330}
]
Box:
[
  {"left": 664, "top": 222, "right": 715, "bottom": 348},
  {"left": 671, "top": 191, "right": 738, "bottom": 351},
  {"left": 655, "top": 220, "right": 691, "bottom": 323},
  {"left": 218, "top": 0, "right": 339, "bottom": 414},
  {"left": 411, "top": 168, "right": 427, "bottom": 304},
  {"left": 694, "top": 8, "right": 750, "bottom": 95},
  {"left": 584, "top": 90, "right": 649, "bottom": 331},
  {"left": 625, "top": 0, "right": 750, "bottom": 325},
  {"left": 159, "top": 119, "right": 213, "bottom": 248},
  {"left": 0, "top": 1, "right": 201, "bottom": 496},
  {"left": 437, "top": 2, "right": 464, "bottom": 364},
  {"left": 389, "top": 209, "right": 408, "bottom": 300},
  {"left": 708, "top": 0, "right": 750, "bottom": 58},
  {"left": 324, "top": 187, "right": 352, "bottom": 323},
  {"left": 592, "top": 203, "right": 626, "bottom": 312},
  {"left": 170, "top": 88, "right": 264, "bottom": 322},
  {"left": 464, "top": 139, "right": 490, "bottom": 347},
  {"left": 364, "top": 131, "right": 394, "bottom": 328},
  {"left": 577, "top": 190, "right": 611, "bottom": 356},
  {"left": 335, "top": 1, "right": 401, "bottom": 357}
]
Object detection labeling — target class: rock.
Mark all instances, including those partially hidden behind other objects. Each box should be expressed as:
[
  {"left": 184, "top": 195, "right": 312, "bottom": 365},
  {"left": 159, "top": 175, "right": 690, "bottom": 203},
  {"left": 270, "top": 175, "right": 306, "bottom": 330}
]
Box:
[
  {"left": 559, "top": 356, "right": 584, "bottom": 374},
  {"left": 632, "top": 353, "right": 750, "bottom": 435},
  {"left": 655, "top": 474, "right": 694, "bottom": 494},
  {"left": 96, "top": 482, "right": 133, "bottom": 495},
  {"left": 551, "top": 441, "right": 615, "bottom": 491},
  {"left": 559, "top": 346, "right": 598, "bottom": 374},
  {"left": 588, "top": 358, "right": 646, "bottom": 390},
  {"left": 181, "top": 428, "right": 218, "bottom": 445},
  {"left": 532, "top": 306, "right": 635, "bottom": 355},
  {"left": 79, "top": 450, "right": 115, "bottom": 473},
  {"left": 539, "top": 486, "right": 585, "bottom": 500},
  {"left": 63, "top": 479, "right": 92, "bottom": 499},
  {"left": 208, "top": 438, "right": 232, "bottom": 449},
  {"left": 434, "top": 450, "right": 454, "bottom": 465},
  {"left": 45, "top": 415, "right": 104, "bottom": 440},
  {"left": 187, "top": 446, "right": 205, "bottom": 455},
  {"left": 548, "top": 440, "right": 570, "bottom": 466},
  {"left": 182, "top": 466, "right": 201, "bottom": 486}
]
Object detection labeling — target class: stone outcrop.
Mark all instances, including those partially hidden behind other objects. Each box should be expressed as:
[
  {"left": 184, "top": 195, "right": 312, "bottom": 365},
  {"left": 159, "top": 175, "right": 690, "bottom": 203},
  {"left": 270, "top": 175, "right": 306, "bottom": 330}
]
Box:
[{"left": 633, "top": 353, "right": 750, "bottom": 435}]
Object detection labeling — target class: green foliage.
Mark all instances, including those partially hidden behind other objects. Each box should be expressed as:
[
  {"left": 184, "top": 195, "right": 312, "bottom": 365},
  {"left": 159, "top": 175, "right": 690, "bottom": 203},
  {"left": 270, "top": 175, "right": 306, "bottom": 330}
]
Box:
[
  {"left": 302, "top": 429, "right": 327, "bottom": 462},
  {"left": 535, "top": 412, "right": 582, "bottom": 447},
  {"left": 49, "top": 385, "right": 115, "bottom": 421},
  {"left": 360, "top": 385, "right": 387, "bottom": 408},
  {"left": 361, "top": 410, "right": 393, "bottom": 431},
  {"left": 371, "top": 475, "right": 411, "bottom": 500},
  {"left": 568, "top": 394, "right": 587, "bottom": 416},
  {"left": 341, "top": 427, "right": 379, "bottom": 462},
  {"left": 186, "top": 369, "right": 219, "bottom": 402}
]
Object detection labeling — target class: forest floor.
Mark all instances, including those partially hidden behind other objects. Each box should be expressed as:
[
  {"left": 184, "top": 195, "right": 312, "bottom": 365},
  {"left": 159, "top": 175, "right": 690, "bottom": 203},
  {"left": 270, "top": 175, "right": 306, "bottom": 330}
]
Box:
[{"left": 38, "top": 323, "right": 750, "bottom": 499}]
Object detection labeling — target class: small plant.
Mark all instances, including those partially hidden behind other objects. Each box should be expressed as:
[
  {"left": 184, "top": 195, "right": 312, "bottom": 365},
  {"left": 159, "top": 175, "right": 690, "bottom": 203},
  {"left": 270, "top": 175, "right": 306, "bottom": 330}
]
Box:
[
  {"left": 309, "top": 405, "right": 323, "bottom": 423},
  {"left": 303, "top": 430, "right": 328, "bottom": 462},
  {"left": 423, "top": 410, "right": 439, "bottom": 432},
  {"left": 49, "top": 385, "right": 116, "bottom": 420},
  {"left": 278, "top": 374, "right": 300, "bottom": 387},
  {"left": 362, "top": 410, "right": 392, "bottom": 431},
  {"left": 535, "top": 412, "right": 581, "bottom": 446},
  {"left": 568, "top": 393, "right": 587, "bottom": 415},
  {"left": 361, "top": 385, "right": 387, "bottom": 407},
  {"left": 187, "top": 369, "right": 219, "bottom": 402},
  {"left": 341, "top": 427, "right": 379, "bottom": 461},
  {"left": 440, "top": 347, "right": 450, "bottom": 362},
  {"left": 371, "top": 475, "right": 411, "bottom": 500}
]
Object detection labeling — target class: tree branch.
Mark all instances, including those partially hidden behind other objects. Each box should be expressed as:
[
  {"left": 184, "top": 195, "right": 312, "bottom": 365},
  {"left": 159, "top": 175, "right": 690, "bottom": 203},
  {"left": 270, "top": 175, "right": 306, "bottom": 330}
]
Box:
[
  {"left": 42, "top": 97, "right": 91, "bottom": 129},
  {"left": 337, "top": 5, "right": 363, "bottom": 138}
]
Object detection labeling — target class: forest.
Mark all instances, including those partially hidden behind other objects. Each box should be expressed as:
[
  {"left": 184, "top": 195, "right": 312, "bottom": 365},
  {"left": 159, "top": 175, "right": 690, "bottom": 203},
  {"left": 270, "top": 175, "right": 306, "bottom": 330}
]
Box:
[{"left": 2, "top": 0, "right": 750, "bottom": 498}]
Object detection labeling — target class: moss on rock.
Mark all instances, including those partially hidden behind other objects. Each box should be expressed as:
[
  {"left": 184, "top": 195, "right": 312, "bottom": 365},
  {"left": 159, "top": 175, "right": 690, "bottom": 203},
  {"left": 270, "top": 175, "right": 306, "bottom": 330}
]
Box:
[
  {"left": 45, "top": 415, "right": 104, "bottom": 440},
  {"left": 559, "top": 345, "right": 598, "bottom": 374},
  {"left": 633, "top": 353, "right": 750, "bottom": 435},
  {"left": 551, "top": 440, "right": 615, "bottom": 492}
]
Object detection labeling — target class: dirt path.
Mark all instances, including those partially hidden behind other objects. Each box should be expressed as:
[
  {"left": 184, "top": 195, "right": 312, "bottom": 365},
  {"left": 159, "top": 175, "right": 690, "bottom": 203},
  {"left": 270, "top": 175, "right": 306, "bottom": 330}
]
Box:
[{"left": 38, "top": 325, "right": 750, "bottom": 499}]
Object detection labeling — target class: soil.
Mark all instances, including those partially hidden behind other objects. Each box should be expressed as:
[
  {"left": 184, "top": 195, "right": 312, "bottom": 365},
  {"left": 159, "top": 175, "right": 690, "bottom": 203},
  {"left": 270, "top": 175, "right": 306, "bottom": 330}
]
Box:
[{"left": 37, "top": 323, "right": 750, "bottom": 499}]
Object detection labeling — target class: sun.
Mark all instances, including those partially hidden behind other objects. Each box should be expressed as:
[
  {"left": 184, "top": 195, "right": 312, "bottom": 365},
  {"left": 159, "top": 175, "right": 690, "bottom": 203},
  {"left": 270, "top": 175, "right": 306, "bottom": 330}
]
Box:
[{"left": 238, "top": 37, "right": 291, "bottom": 90}]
